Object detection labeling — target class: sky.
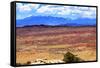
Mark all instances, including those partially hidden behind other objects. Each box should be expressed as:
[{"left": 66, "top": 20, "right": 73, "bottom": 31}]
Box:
[
  {"left": 16, "top": 3, "right": 96, "bottom": 20},
  {"left": 16, "top": 3, "right": 96, "bottom": 26}
]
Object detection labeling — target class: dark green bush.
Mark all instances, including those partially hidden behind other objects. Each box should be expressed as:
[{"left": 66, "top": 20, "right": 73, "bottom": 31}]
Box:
[{"left": 63, "top": 52, "right": 82, "bottom": 63}]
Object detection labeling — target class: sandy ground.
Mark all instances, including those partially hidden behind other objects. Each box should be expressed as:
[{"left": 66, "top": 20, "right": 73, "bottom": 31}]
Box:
[{"left": 16, "top": 26, "right": 97, "bottom": 64}]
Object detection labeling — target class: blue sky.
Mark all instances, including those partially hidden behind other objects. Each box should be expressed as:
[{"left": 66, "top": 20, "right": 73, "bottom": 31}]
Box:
[
  {"left": 16, "top": 3, "right": 96, "bottom": 20},
  {"left": 16, "top": 3, "right": 96, "bottom": 27}
]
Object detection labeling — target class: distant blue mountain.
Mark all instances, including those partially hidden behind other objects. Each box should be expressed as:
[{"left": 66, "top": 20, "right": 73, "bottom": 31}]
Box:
[{"left": 16, "top": 16, "right": 96, "bottom": 27}]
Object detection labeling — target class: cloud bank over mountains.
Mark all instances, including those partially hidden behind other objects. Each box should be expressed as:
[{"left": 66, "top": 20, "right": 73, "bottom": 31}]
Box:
[{"left": 16, "top": 3, "right": 96, "bottom": 20}]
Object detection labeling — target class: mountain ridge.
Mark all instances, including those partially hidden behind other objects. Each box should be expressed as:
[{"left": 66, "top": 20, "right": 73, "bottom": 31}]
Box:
[{"left": 16, "top": 16, "right": 96, "bottom": 27}]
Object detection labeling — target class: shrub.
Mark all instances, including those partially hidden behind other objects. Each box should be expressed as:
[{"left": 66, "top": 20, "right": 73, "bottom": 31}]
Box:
[
  {"left": 63, "top": 52, "right": 82, "bottom": 63},
  {"left": 26, "top": 61, "right": 31, "bottom": 65}
]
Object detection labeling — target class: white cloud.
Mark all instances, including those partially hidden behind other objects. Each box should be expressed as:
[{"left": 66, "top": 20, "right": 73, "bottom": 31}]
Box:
[
  {"left": 19, "top": 5, "right": 32, "bottom": 12},
  {"left": 16, "top": 3, "right": 96, "bottom": 20},
  {"left": 82, "top": 11, "right": 96, "bottom": 18},
  {"left": 36, "top": 5, "right": 72, "bottom": 17},
  {"left": 37, "top": 5, "right": 63, "bottom": 14},
  {"left": 36, "top": 5, "right": 96, "bottom": 19},
  {"left": 16, "top": 3, "right": 40, "bottom": 12}
]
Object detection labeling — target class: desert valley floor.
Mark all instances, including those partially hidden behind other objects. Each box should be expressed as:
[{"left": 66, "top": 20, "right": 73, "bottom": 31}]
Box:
[{"left": 16, "top": 26, "right": 96, "bottom": 65}]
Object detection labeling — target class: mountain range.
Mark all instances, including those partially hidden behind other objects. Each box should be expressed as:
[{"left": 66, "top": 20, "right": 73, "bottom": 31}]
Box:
[{"left": 16, "top": 16, "right": 96, "bottom": 27}]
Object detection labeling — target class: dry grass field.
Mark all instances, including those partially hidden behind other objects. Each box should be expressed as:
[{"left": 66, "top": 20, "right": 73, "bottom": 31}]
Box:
[{"left": 16, "top": 26, "right": 96, "bottom": 65}]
